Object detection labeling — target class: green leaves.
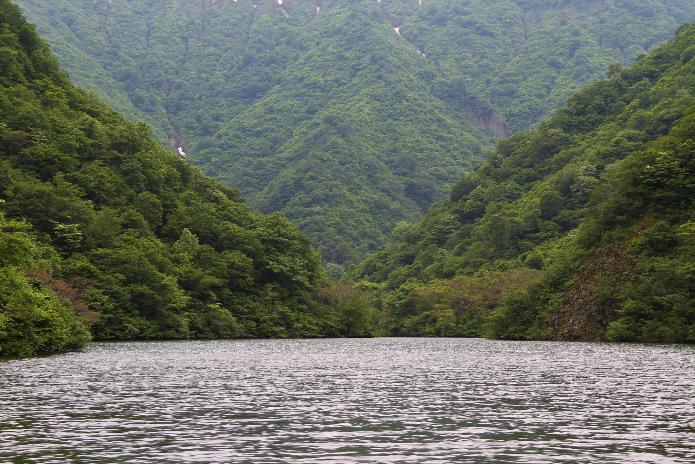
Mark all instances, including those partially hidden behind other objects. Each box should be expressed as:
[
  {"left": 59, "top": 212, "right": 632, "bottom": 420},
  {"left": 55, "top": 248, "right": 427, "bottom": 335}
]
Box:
[
  {"left": 18, "top": 0, "right": 695, "bottom": 266},
  {"left": 0, "top": 212, "right": 90, "bottom": 357},
  {"left": 356, "top": 23, "right": 695, "bottom": 343},
  {"left": 0, "top": 4, "right": 349, "bottom": 356},
  {"left": 538, "top": 191, "right": 564, "bottom": 220}
]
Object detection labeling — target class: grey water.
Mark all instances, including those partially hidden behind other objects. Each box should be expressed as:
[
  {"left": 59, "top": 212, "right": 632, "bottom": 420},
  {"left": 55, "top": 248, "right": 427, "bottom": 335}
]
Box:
[{"left": 0, "top": 338, "right": 693, "bottom": 463}]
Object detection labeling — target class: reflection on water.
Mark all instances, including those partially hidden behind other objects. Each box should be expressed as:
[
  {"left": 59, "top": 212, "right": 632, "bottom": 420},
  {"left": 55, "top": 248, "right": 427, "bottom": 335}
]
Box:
[{"left": 1, "top": 338, "right": 693, "bottom": 463}]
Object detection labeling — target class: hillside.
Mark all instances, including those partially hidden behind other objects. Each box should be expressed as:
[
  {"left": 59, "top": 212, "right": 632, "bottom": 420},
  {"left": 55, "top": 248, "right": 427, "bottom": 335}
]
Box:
[
  {"left": 354, "top": 24, "right": 695, "bottom": 343},
  {"left": 0, "top": 1, "right": 374, "bottom": 357},
  {"left": 14, "top": 0, "right": 695, "bottom": 270}
]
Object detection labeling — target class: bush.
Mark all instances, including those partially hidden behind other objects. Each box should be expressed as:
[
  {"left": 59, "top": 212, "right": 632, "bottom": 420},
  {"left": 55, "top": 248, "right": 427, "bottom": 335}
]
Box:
[{"left": 0, "top": 267, "right": 90, "bottom": 357}]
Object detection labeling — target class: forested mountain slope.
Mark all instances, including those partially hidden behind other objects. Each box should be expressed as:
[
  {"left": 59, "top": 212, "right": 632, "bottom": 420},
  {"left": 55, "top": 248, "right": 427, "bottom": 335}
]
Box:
[
  {"left": 0, "top": 1, "right": 372, "bottom": 357},
  {"left": 15, "top": 0, "right": 695, "bottom": 270},
  {"left": 354, "top": 24, "right": 695, "bottom": 343}
]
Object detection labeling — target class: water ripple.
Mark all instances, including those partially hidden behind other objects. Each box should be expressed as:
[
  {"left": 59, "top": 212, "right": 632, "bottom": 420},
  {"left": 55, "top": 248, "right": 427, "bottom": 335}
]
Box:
[{"left": 1, "top": 338, "right": 693, "bottom": 463}]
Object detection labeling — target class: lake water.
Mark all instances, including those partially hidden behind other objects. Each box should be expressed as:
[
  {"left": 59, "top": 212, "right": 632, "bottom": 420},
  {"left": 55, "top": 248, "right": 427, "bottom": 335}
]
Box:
[{"left": 1, "top": 338, "right": 693, "bottom": 463}]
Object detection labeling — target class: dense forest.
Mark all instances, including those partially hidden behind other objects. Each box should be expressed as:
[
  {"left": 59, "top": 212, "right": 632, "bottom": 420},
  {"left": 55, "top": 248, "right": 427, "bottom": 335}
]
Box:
[
  {"left": 2, "top": 0, "right": 694, "bottom": 357},
  {"left": 15, "top": 0, "right": 695, "bottom": 271},
  {"left": 0, "top": 1, "right": 374, "bottom": 357},
  {"left": 354, "top": 23, "right": 695, "bottom": 343}
]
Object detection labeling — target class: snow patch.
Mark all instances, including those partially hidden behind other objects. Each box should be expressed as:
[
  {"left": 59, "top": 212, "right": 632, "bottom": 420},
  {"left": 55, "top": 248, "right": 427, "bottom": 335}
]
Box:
[
  {"left": 392, "top": 22, "right": 427, "bottom": 59},
  {"left": 276, "top": 0, "right": 288, "bottom": 17}
]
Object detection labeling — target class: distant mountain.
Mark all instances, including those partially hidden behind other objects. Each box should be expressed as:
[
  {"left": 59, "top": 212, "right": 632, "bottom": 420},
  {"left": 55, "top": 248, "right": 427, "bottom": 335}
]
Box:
[
  {"left": 15, "top": 0, "right": 695, "bottom": 270},
  {"left": 354, "top": 23, "right": 695, "bottom": 343},
  {"left": 0, "top": 0, "right": 371, "bottom": 357}
]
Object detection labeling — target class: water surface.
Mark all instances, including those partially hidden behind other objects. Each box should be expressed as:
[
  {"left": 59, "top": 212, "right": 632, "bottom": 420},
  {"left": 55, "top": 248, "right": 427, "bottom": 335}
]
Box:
[{"left": 1, "top": 338, "right": 693, "bottom": 463}]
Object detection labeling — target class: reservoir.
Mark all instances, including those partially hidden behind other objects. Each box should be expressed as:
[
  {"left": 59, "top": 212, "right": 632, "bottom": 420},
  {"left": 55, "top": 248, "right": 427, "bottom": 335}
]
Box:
[{"left": 1, "top": 338, "right": 693, "bottom": 462}]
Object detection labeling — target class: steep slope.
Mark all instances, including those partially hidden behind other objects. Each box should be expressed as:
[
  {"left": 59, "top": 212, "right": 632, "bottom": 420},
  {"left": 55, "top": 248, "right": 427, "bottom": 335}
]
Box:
[
  {"left": 207, "top": 2, "right": 488, "bottom": 267},
  {"left": 15, "top": 0, "right": 695, "bottom": 269},
  {"left": 354, "top": 24, "right": 695, "bottom": 343},
  {"left": 0, "top": 0, "right": 364, "bottom": 357},
  {"left": 391, "top": 0, "right": 695, "bottom": 133}
]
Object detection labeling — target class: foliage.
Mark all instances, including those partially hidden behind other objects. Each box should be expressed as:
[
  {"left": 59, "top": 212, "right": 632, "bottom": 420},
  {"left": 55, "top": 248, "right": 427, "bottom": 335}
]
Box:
[
  {"left": 307, "top": 281, "right": 377, "bottom": 338},
  {"left": 14, "top": 0, "right": 695, "bottom": 266},
  {"left": 354, "top": 23, "right": 695, "bottom": 343},
  {"left": 0, "top": 1, "right": 364, "bottom": 356},
  {"left": 379, "top": 269, "right": 544, "bottom": 338},
  {"left": 0, "top": 211, "right": 91, "bottom": 357}
]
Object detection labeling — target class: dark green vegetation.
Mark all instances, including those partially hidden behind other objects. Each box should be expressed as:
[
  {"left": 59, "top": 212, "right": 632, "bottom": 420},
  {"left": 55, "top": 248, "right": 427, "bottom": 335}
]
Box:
[
  {"left": 3, "top": 1, "right": 694, "bottom": 356},
  {"left": 0, "top": 1, "right": 374, "bottom": 357},
  {"left": 0, "top": 209, "right": 91, "bottom": 357},
  {"left": 355, "top": 24, "right": 695, "bottom": 343},
  {"left": 15, "top": 0, "right": 695, "bottom": 270}
]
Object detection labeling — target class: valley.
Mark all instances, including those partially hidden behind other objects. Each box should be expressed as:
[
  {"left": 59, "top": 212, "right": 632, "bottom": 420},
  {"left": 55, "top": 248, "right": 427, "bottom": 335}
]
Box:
[
  {"left": 15, "top": 0, "right": 695, "bottom": 269},
  {"left": 1, "top": 5, "right": 694, "bottom": 461},
  {"left": 0, "top": 0, "right": 693, "bottom": 353}
]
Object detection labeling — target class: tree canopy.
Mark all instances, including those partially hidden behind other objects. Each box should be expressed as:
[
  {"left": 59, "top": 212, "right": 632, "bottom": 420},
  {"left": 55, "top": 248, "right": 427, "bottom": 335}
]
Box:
[
  {"left": 0, "top": 0, "right": 375, "bottom": 357},
  {"left": 353, "top": 23, "right": 695, "bottom": 343},
  {"left": 15, "top": 0, "right": 695, "bottom": 268}
]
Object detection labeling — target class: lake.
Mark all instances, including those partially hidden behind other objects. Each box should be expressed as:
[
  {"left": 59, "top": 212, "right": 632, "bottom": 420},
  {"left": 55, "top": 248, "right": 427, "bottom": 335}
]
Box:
[{"left": 1, "top": 338, "right": 693, "bottom": 463}]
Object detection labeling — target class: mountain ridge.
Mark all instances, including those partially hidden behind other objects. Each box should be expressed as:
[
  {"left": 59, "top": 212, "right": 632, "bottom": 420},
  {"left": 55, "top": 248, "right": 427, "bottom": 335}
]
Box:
[
  {"left": 354, "top": 22, "right": 695, "bottom": 343},
  {"left": 0, "top": 0, "right": 374, "bottom": 357},
  {"left": 15, "top": 0, "right": 695, "bottom": 268}
]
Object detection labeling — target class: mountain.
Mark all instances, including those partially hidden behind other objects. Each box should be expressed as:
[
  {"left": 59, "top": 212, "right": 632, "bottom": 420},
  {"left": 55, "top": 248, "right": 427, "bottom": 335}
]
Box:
[
  {"left": 0, "top": 0, "right": 374, "bottom": 357},
  {"left": 14, "top": 0, "right": 695, "bottom": 270},
  {"left": 354, "top": 23, "right": 695, "bottom": 343}
]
